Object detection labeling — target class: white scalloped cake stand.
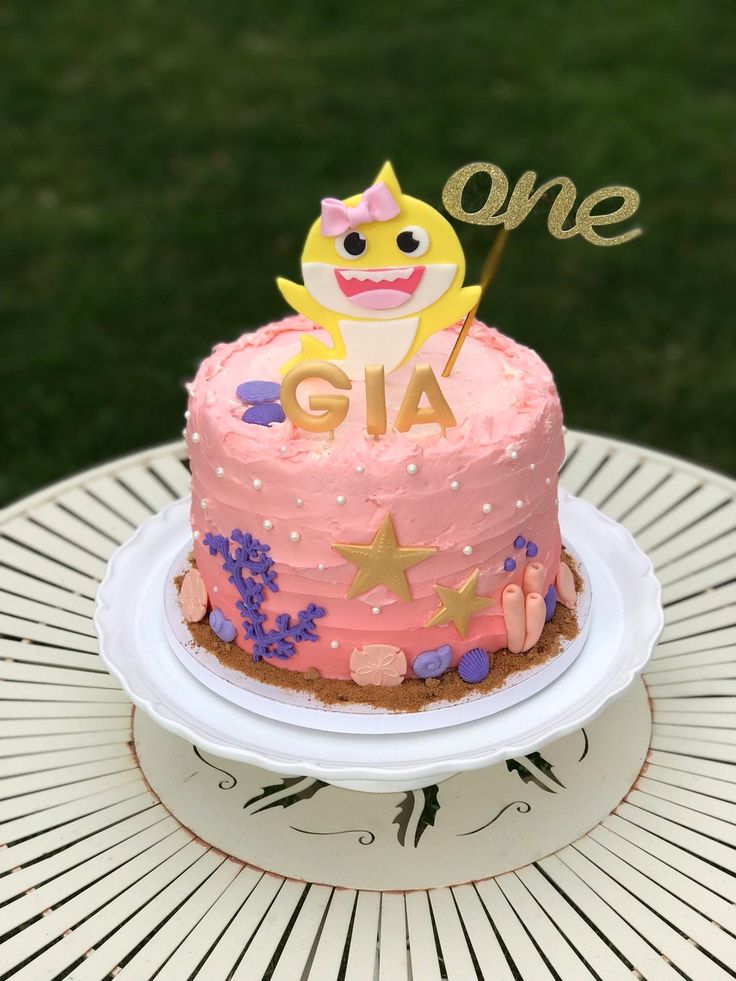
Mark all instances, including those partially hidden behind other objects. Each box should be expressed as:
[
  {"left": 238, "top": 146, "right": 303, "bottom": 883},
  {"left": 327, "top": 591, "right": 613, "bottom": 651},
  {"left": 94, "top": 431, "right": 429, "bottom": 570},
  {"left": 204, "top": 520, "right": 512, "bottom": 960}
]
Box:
[{"left": 96, "top": 489, "right": 662, "bottom": 792}]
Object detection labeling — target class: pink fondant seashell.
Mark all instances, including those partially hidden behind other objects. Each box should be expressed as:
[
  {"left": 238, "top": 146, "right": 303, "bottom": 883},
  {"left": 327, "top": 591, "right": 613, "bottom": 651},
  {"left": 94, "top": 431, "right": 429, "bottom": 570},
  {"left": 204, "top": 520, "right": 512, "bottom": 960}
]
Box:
[
  {"left": 522, "top": 561, "right": 545, "bottom": 597},
  {"left": 180, "top": 567, "right": 208, "bottom": 622},
  {"left": 523, "top": 592, "right": 547, "bottom": 651},
  {"left": 350, "top": 644, "right": 407, "bottom": 687},
  {"left": 502, "top": 584, "right": 525, "bottom": 654},
  {"left": 556, "top": 562, "right": 576, "bottom": 608}
]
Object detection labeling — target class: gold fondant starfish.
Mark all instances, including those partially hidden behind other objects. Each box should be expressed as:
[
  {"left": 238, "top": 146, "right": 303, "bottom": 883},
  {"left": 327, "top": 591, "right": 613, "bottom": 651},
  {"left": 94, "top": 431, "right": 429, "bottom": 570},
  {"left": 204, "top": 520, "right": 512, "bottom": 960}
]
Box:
[
  {"left": 426, "top": 569, "right": 494, "bottom": 637},
  {"left": 333, "top": 514, "right": 436, "bottom": 602}
]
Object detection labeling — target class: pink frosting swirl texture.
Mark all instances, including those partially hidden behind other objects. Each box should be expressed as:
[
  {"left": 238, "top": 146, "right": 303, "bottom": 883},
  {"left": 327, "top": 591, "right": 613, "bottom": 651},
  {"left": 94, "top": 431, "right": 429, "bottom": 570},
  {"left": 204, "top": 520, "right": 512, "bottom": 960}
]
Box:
[{"left": 186, "top": 316, "right": 565, "bottom": 680}]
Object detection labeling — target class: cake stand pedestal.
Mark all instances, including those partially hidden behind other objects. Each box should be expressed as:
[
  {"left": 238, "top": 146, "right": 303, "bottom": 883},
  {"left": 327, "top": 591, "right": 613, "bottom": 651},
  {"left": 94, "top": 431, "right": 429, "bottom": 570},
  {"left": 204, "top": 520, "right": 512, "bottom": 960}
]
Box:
[
  {"left": 131, "top": 680, "right": 652, "bottom": 891},
  {"left": 2, "top": 432, "right": 735, "bottom": 980}
]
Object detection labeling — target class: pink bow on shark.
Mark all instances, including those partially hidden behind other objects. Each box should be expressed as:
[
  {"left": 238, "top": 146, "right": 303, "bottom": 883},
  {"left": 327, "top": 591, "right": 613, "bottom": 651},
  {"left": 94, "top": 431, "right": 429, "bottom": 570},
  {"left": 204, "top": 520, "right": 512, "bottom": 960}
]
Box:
[{"left": 320, "top": 181, "right": 400, "bottom": 237}]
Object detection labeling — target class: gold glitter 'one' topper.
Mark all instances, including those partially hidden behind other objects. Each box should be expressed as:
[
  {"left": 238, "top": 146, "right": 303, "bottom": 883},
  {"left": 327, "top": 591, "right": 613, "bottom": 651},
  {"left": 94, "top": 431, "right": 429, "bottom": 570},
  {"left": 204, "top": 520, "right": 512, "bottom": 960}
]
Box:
[{"left": 442, "top": 162, "right": 641, "bottom": 246}]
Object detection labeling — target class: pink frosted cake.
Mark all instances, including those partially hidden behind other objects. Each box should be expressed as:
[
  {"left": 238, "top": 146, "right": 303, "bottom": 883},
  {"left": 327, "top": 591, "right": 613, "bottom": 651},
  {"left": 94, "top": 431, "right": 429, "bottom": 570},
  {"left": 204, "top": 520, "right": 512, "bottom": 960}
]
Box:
[{"left": 180, "top": 163, "right": 578, "bottom": 705}]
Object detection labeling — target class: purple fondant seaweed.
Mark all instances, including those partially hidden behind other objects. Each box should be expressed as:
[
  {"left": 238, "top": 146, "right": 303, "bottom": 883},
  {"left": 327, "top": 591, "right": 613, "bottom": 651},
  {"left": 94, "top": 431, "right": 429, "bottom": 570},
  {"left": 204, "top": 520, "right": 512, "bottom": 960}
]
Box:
[{"left": 203, "top": 529, "right": 325, "bottom": 661}]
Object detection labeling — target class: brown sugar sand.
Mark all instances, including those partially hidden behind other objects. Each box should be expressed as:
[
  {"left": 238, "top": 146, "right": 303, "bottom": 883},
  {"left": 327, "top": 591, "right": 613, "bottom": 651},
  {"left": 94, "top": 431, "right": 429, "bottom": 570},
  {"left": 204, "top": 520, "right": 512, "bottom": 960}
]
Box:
[{"left": 179, "top": 551, "right": 581, "bottom": 713}]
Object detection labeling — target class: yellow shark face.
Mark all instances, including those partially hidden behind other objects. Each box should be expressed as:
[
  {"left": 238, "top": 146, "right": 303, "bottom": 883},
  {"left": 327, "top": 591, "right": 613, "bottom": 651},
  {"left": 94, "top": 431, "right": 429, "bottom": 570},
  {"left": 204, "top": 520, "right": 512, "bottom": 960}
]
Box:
[
  {"left": 300, "top": 162, "right": 466, "bottom": 323},
  {"left": 277, "top": 162, "right": 480, "bottom": 377}
]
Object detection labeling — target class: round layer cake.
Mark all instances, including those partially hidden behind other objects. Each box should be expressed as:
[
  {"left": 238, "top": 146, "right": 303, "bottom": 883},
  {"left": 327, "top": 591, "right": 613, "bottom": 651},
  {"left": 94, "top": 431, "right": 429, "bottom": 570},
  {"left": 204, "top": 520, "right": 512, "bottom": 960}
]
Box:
[{"left": 184, "top": 314, "right": 566, "bottom": 684}]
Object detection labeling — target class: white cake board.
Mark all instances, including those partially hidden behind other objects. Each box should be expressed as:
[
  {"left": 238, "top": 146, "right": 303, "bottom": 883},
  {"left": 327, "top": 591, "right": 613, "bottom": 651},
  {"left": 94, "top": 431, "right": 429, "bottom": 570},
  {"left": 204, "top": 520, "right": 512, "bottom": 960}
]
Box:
[
  {"left": 162, "top": 536, "right": 593, "bottom": 734},
  {"left": 96, "top": 489, "right": 662, "bottom": 792}
]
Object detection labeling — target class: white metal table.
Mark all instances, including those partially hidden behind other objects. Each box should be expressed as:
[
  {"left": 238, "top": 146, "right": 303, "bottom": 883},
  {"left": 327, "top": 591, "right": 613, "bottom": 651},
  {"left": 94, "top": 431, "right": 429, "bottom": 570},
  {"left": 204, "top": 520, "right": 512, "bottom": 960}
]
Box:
[{"left": 1, "top": 431, "right": 735, "bottom": 980}]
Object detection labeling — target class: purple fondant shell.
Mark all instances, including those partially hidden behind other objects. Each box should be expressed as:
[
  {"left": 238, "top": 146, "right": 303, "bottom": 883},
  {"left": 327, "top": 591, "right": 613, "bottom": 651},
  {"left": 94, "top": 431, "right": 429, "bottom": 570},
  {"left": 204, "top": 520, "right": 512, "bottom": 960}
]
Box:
[
  {"left": 209, "top": 608, "right": 237, "bottom": 643},
  {"left": 544, "top": 584, "right": 557, "bottom": 622},
  {"left": 513, "top": 535, "right": 526, "bottom": 549},
  {"left": 526, "top": 541, "right": 539, "bottom": 558},
  {"left": 242, "top": 403, "right": 286, "bottom": 427},
  {"left": 458, "top": 647, "right": 490, "bottom": 683},
  {"left": 504, "top": 557, "right": 516, "bottom": 572},
  {"left": 236, "top": 380, "right": 281, "bottom": 404},
  {"left": 412, "top": 644, "right": 452, "bottom": 679}
]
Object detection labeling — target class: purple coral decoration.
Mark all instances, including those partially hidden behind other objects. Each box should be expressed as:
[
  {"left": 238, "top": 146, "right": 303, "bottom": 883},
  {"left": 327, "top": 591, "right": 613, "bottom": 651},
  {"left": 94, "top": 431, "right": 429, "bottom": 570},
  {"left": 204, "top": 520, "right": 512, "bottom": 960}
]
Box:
[
  {"left": 513, "top": 535, "right": 526, "bottom": 549},
  {"left": 526, "top": 541, "right": 539, "bottom": 558},
  {"left": 458, "top": 647, "right": 491, "bottom": 683},
  {"left": 236, "top": 380, "right": 281, "bottom": 404},
  {"left": 203, "top": 528, "right": 325, "bottom": 661},
  {"left": 242, "top": 403, "right": 286, "bottom": 427},
  {"left": 504, "top": 557, "right": 516, "bottom": 573},
  {"left": 544, "top": 585, "right": 557, "bottom": 622},
  {"left": 412, "top": 644, "right": 452, "bottom": 679},
  {"left": 209, "top": 608, "right": 237, "bottom": 643}
]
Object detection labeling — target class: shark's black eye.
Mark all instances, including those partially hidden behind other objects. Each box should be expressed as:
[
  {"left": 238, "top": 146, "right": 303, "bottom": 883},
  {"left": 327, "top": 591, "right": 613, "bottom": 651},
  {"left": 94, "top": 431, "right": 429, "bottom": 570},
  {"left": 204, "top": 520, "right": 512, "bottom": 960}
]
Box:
[
  {"left": 396, "top": 226, "right": 429, "bottom": 257},
  {"left": 335, "top": 230, "right": 367, "bottom": 259}
]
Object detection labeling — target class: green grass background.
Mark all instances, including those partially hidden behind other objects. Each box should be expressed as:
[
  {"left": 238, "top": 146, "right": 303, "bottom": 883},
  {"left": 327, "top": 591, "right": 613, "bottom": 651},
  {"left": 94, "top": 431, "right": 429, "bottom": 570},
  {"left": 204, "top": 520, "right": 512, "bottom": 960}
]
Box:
[{"left": 1, "top": 0, "right": 734, "bottom": 505}]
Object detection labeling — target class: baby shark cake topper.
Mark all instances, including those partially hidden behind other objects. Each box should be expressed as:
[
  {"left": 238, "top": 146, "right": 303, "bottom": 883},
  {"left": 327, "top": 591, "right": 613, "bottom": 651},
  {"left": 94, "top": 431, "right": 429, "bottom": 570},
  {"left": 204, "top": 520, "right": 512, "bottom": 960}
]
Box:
[{"left": 278, "top": 161, "right": 481, "bottom": 380}]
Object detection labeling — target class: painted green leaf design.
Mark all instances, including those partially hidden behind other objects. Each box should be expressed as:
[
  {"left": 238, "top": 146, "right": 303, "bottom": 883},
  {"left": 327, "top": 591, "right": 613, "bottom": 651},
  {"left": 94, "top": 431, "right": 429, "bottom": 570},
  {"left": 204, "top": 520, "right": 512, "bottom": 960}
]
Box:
[
  {"left": 393, "top": 791, "right": 414, "bottom": 847},
  {"left": 393, "top": 785, "right": 441, "bottom": 847},
  {"left": 525, "top": 752, "right": 565, "bottom": 789},
  {"left": 414, "top": 785, "right": 440, "bottom": 847},
  {"left": 506, "top": 756, "right": 556, "bottom": 793},
  {"left": 244, "top": 776, "right": 329, "bottom": 814}
]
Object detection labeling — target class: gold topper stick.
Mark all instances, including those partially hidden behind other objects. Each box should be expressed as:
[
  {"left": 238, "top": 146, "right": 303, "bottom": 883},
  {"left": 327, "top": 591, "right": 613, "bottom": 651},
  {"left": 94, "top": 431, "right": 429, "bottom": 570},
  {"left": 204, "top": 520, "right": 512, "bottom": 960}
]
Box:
[
  {"left": 441, "top": 161, "right": 641, "bottom": 376},
  {"left": 442, "top": 227, "right": 508, "bottom": 378}
]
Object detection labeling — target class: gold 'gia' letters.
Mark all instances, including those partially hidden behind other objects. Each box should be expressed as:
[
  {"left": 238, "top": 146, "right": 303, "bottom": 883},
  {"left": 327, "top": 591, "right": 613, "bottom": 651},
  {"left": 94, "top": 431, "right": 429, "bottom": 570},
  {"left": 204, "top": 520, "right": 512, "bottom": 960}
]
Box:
[
  {"left": 442, "top": 162, "right": 641, "bottom": 247},
  {"left": 281, "top": 361, "right": 457, "bottom": 437}
]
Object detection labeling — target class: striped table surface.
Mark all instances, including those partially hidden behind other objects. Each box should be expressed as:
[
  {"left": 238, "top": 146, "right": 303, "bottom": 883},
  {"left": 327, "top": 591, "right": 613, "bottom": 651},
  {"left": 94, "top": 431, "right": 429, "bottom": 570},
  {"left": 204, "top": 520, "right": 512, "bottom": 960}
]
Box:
[{"left": 1, "top": 431, "right": 735, "bottom": 981}]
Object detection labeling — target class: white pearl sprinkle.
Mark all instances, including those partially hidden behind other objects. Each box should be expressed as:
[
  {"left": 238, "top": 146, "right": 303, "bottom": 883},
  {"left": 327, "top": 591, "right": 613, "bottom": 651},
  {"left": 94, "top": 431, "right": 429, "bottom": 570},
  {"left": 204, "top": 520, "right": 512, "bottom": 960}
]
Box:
[
  {"left": 463, "top": 545, "right": 473, "bottom": 556},
  {"left": 336, "top": 494, "right": 346, "bottom": 505},
  {"left": 199, "top": 498, "right": 208, "bottom": 509},
  {"left": 184, "top": 410, "right": 190, "bottom": 419},
  {"left": 482, "top": 503, "right": 493, "bottom": 514},
  {"left": 515, "top": 499, "right": 524, "bottom": 509},
  {"left": 252, "top": 478, "right": 263, "bottom": 490},
  {"left": 562, "top": 425, "right": 568, "bottom": 435},
  {"left": 295, "top": 498, "right": 304, "bottom": 507},
  {"left": 213, "top": 585, "right": 218, "bottom": 592},
  {"left": 371, "top": 606, "right": 381, "bottom": 615},
  {"left": 262, "top": 519, "right": 273, "bottom": 531},
  {"left": 355, "top": 465, "right": 365, "bottom": 474},
  {"left": 279, "top": 445, "right": 287, "bottom": 454},
  {"left": 181, "top": 428, "right": 187, "bottom": 437},
  {"left": 509, "top": 449, "right": 519, "bottom": 461},
  {"left": 450, "top": 480, "right": 460, "bottom": 491},
  {"left": 530, "top": 463, "right": 536, "bottom": 471},
  {"left": 191, "top": 432, "right": 200, "bottom": 443},
  {"left": 193, "top": 529, "right": 200, "bottom": 540},
  {"left": 330, "top": 640, "right": 340, "bottom": 650},
  {"left": 317, "top": 563, "right": 325, "bottom": 572},
  {"left": 546, "top": 477, "right": 552, "bottom": 486},
  {"left": 406, "top": 463, "right": 418, "bottom": 475},
  {"left": 215, "top": 466, "right": 224, "bottom": 478},
  {"left": 289, "top": 531, "right": 301, "bottom": 543}
]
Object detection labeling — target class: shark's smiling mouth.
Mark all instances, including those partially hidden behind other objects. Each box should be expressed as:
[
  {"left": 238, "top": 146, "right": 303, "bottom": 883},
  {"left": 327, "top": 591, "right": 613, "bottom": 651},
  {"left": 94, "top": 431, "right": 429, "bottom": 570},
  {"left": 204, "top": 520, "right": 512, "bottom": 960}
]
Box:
[{"left": 334, "top": 265, "right": 425, "bottom": 310}]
